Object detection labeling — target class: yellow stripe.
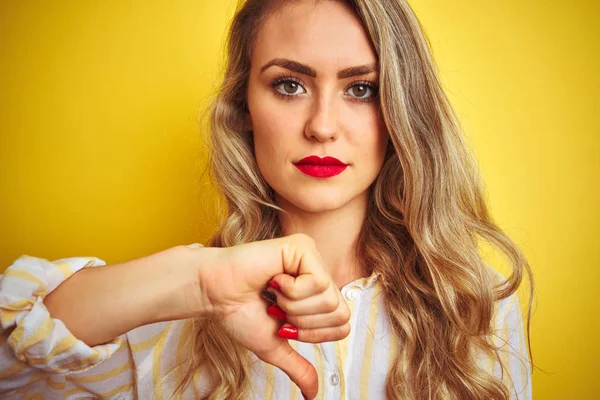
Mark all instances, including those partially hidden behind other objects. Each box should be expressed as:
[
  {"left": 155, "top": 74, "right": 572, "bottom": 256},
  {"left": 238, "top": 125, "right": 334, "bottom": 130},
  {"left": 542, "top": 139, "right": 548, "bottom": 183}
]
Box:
[
  {"left": 53, "top": 261, "right": 73, "bottom": 280},
  {"left": 334, "top": 340, "right": 345, "bottom": 397},
  {"left": 23, "top": 395, "right": 44, "bottom": 400},
  {"left": 19, "top": 370, "right": 45, "bottom": 388},
  {"left": 359, "top": 284, "right": 381, "bottom": 396},
  {"left": 192, "top": 369, "right": 201, "bottom": 399},
  {"left": 27, "top": 332, "right": 78, "bottom": 365},
  {"left": 16, "top": 315, "right": 54, "bottom": 350},
  {"left": 129, "top": 328, "right": 170, "bottom": 353},
  {"left": 0, "top": 309, "right": 19, "bottom": 326},
  {"left": 45, "top": 375, "right": 65, "bottom": 390},
  {"left": 57, "top": 348, "right": 103, "bottom": 371},
  {"left": 1, "top": 298, "right": 35, "bottom": 329},
  {"left": 0, "top": 298, "right": 35, "bottom": 311},
  {"left": 265, "top": 362, "right": 275, "bottom": 400},
  {"left": 65, "top": 386, "right": 95, "bottom": 396},
  {"left": 334, "top": 287, "right": 359, "bottom": 399},
  {"left": 152, "top": 323, "right": 172, "bottom": 400},
  {"left": 69, "top": 358, "right": 131, "bottom": 383},
  {"left": 313, "top": 345, "right": 324, "bottom": 399},
  {"left": 175, "top": 319, "right": 193, "bottom": 392},
  {"left": 175, "top": 319, "right": 192, "bottom": 362},
  {"left": 0, "top": 360, "right": 28, "bottom": 380},
  {"left": 100, "top": 382, "right": 134, "bottom": 397},
  {"left": 3, "top": 269, "right": 47, "bottom": 296}
]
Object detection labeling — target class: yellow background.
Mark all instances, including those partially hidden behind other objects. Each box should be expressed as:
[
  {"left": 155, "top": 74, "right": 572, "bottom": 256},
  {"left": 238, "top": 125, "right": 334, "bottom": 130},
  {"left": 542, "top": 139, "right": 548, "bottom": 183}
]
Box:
[{"left": 0, "top": 1, "right": 597, "bottom": 398}]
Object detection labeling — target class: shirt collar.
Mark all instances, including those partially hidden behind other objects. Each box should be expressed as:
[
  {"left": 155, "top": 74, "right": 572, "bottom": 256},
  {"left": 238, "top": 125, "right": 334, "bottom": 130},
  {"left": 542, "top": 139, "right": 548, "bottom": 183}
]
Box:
[{"left": 345, "top": 270, "right": 380, "bottom": 291}]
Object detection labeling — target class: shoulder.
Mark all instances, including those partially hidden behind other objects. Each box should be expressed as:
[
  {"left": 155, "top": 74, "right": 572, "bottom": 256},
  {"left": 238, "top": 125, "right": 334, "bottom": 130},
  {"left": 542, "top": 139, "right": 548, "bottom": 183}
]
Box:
[
  {"left": 482, "top": 266, "right": 532, "bottom": 399},
  {"left": 484, "top": 267, "right": 524, "bottom": 326}
]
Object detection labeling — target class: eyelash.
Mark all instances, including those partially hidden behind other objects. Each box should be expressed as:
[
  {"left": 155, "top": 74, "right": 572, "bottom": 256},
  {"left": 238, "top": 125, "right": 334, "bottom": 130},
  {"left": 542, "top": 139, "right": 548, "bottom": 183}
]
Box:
[{"left": 269, "top": 75, "right": 379, "bottom": 103}]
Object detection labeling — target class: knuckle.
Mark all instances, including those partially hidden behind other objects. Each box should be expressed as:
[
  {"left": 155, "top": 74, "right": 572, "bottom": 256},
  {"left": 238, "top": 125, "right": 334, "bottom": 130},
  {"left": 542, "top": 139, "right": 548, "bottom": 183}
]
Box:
[
  {"left": 291, "top": 233, "right": 315, "bottom": 247},
  {"left": 287, "top": 315, "right": 303, "bottom": 328},
  {"left": 316, "top": 277, "right": 330, "bottom": 293},
  {"left": 275, "top": 297, "right": 288, "bottom": 312},
  {"left": 280, "top": 302, "right": 293, "bottom": 314},
  {"left": 339, "top": 323, "right": 351, "bottom": 338},
  {"left": 342, "top": 306, "right": 351, "bottom": 323},
  {"left": 302, "top": 329, "right": 316, "bottom": 343},
  {"left": 337, "top": 309, "right": 350, "bottom": 325},
  {"left": 324, "top": 296, "right": 338, "bottom": 312},
  {"left": 286, "top": 285, "right": 300, "bottom": 300},
  {"left": 296, "top": 362, "right": 313, "bottom": 388},
  {"left": 324, "top": 329, "right": 338, "bottom": 342}
]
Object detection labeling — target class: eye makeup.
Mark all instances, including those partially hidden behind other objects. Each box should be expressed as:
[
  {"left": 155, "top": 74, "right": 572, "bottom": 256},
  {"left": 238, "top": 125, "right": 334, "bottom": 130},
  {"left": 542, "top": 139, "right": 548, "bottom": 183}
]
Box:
[
  {"left": 344, "top": 80, "right": 379, "bottom": 103},
  {"left": 269, "top": 74, "right": 379, "bottom": 103}
]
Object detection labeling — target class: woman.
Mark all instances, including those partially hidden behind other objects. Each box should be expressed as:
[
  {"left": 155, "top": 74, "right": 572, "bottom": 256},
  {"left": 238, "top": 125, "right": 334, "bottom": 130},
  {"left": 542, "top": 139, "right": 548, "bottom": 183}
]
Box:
[{"left": 0, "top": 0, "right": 534, "bottom": 399}]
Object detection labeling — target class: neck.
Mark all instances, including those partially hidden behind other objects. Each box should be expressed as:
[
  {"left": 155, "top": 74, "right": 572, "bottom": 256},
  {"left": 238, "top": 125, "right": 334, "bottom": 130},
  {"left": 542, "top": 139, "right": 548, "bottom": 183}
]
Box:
[{"left": 276, "top": 192, "right": 369, "bottom": 289}]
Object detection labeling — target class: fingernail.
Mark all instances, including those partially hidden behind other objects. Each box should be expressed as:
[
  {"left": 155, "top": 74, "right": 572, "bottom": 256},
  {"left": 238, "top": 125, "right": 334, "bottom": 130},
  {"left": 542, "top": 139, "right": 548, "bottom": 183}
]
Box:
[
  {"left": 278, "top": 325, "right": 298, "bottom": 340},
  {"left": 302, "top": 394, "right": 309, "bottom": 400},
  {"left": 267, "top": 304, "right": 287, "bottom": 320},
  {"left": 268, "top": 280, "right": 280, "bottom": 290},
  {"left": 261, "top": 289, "right": 277, "bottom": 303}
]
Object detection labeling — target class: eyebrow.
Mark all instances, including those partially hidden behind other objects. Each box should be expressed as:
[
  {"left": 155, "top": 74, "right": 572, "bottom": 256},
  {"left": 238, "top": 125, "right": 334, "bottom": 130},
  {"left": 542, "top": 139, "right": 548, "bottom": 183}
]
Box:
[{"left": 259, "top": 58, "right": 378, "bottom": 79}]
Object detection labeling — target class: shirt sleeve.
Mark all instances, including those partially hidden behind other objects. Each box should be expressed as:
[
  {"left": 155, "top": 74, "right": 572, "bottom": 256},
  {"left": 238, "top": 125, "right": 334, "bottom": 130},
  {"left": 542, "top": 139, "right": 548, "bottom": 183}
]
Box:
[
  {"left": 0, "top": 254, "right": 123, "bottom": 395},
  {"left": 492, "top": 290, "right": 533, "bottom": 400}
]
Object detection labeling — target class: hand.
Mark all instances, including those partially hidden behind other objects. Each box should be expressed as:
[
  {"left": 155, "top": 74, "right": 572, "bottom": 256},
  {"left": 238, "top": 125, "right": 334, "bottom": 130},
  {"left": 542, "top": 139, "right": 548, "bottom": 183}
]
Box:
[{"left": 196, "top": 234, "right": 351, "bottom": 399}]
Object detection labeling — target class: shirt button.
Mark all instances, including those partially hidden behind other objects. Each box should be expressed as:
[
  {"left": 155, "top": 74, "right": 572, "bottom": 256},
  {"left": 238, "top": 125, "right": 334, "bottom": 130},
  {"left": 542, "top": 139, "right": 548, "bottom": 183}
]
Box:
[
  {"left": 329, "top": 371, "right": 340, "bottom": 386},
  {"left": 344, "top": 288, "right": 358, "bottom": 301}
]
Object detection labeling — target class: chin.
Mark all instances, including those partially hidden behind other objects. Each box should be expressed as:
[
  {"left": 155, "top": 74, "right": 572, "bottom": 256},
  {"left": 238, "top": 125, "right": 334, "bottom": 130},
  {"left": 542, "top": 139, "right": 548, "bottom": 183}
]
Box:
[{"left": 278, "top": 189, "right": 351, "bottom": 214}]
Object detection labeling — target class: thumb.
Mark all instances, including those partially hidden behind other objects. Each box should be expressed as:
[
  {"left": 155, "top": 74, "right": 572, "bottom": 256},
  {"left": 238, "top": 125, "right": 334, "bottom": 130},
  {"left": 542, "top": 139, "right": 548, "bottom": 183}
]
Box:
[
  {"left": 258, "top": 338, "right": 318, "bottom": 399},
  {"left": 269, "top": 273, "right": 295, "bottom": 292}
]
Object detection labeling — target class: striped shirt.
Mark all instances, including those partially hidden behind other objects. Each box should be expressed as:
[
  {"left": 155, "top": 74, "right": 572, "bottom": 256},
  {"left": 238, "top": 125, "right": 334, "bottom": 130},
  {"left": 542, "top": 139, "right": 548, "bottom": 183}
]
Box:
[{"left": 0, "top": 245, "right": 532, "bottom": 399}]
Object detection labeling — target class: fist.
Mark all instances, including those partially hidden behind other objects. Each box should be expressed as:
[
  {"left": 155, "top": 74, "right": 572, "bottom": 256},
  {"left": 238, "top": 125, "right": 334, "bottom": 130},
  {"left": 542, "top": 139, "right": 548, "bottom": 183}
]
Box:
[{"left": 195, "top": 234, "right": 351, "bottom": 399}]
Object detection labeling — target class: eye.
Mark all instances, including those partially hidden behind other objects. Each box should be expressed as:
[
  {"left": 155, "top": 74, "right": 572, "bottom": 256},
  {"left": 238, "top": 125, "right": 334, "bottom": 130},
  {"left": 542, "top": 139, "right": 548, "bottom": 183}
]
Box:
[
  {"left": 272, "top": 78, "right": 307, "bottom": 97},
  {"left": 345, "top": 82, "right": 378, "bottom": 101}
]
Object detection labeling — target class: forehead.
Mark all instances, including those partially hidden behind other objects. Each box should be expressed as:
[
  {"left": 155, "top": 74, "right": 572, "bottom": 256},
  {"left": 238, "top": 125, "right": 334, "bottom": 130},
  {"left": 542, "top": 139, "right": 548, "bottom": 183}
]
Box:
[{"left": 252, "top": 0, "right": 377, "bottom": 73}]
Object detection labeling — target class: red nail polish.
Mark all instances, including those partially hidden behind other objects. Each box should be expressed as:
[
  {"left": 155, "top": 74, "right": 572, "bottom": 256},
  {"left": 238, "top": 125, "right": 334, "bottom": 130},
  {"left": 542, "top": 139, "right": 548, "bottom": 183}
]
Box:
[
  {"left": 268, "top": 280, "right": 280, "bottom": 290},
  {"left": 278, "top": 325, "right": 298, "bottom": 340},
  {"left": 267, "top": 305, "right": 287, "bottom": 320}
]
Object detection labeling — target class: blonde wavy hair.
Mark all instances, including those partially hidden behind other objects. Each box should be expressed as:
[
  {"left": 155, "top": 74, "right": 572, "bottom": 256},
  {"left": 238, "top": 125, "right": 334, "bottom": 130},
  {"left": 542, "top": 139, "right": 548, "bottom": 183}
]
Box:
[{"left": 160, "top": 0, "right": 535, "bottom": 398}]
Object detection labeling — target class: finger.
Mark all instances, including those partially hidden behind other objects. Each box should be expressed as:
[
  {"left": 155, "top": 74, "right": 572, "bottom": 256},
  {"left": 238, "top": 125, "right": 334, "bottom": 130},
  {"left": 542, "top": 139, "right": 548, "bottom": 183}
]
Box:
[
  {"left": 266, "top": 304, "right": 287, "bottom": 320},
  {"left": 296, "top": 324, "right": 351, "bottom": 343},
  {"left": 258, "top": 341, "right": 318, "bottom": 399},
  {"left": 269, "top": 272, "right": 330, "bottom": 301},
  {"left": 278, "top": 235, "right": 332, "bottom": 297},
  {"left": 276, "top": 290, "right": 340, "bottom": 315},
  {"left": 287, "top": 307, "right": 351, "bottom": 329}
]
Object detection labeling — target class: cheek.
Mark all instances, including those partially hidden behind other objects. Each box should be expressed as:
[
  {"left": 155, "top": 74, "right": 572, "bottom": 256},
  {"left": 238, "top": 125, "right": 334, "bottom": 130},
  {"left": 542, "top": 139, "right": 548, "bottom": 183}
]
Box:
[
  {"left": 347, "top": 109, "right": 389, "bottom": 166},
  {"left": 249, "top": 100, "right": 304, "bottom": 173},
  {"left": 251, "top": 112, "right": 294, "bottom": 183}
]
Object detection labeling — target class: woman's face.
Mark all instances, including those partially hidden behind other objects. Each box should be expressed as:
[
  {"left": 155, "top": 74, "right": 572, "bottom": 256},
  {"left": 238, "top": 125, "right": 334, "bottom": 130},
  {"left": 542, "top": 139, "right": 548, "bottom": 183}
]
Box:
[{"left": 246, "top": 0, "right": 389, "bottom": 213}]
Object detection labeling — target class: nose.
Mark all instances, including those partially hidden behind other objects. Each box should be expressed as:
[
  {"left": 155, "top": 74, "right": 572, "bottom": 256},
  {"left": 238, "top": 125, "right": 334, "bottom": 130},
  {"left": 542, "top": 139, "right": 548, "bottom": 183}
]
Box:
[{"left": 304, "top": 93, "right": 339, "bottom": 142}]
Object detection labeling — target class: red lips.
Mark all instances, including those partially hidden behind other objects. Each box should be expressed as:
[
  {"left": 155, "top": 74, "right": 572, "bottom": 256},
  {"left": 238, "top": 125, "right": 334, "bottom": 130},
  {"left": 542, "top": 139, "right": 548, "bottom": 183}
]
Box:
[{"left": 294, "top": 156, "right": 348, "bottom": 178}]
